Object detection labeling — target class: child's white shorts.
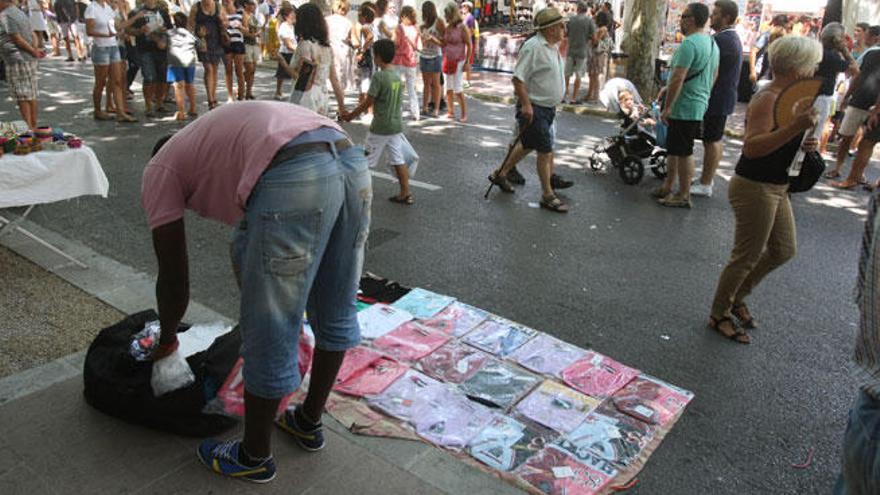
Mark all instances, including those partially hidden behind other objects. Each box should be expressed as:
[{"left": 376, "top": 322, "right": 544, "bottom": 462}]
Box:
[{"left": 365, "top": 132, "right": 419, "bottom": 175}]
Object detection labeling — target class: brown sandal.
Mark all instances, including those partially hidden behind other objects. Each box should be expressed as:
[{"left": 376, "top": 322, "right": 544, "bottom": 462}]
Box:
[
  {"left": 731, "top": 303, "right": 756, "bottom": 329},
  {"left": 707, "top": 317, "right": 750, "bottom": 344}
]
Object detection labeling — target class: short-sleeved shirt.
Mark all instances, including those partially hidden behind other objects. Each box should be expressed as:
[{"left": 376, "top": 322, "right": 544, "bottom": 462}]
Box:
[
  {"left": 816, "top": 48, "right": 848, "bottom": 96},
  {"left": 130, "top": 6, "right": 172, "bottom": 52},
  {"left": 277, "top": 21, "right": 295, "bottom": 54},
  {"left": 376, "top": 14, "right": 397, "bottom": 40},
  {"left": 368, "top": 68, "right": 403, "bottom": 135},
  {"left": 668, "top": 32, "right": 719, "bottom": 121},
  {"left": 566, "top": 14, "right": 596, "bottom": 59},
  {"left": 851, "top": 50, "right": 880, "bottom": 111},
  {"left": 141, "top": 101, "right": 343, "bottom": 229},
  {"left": 84, "top": 1, "right": 118, "bottom": 48},
  {"left": 514, "top": 32, "right": 564, "bottom": 108},
  {"left": 168, "top": 27, "right": 198, "bottom": 67},
  {"left": 0, "top": 7, "right": 34, "bottom": 64},
  {"left": 706, "top": 29, "right": 742, "bottom": 116}
]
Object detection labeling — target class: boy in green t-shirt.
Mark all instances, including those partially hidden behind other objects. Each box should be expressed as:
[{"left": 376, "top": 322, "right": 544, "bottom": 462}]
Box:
[{"left": 343, "top": 39, "right": 420, "bottom": 205}]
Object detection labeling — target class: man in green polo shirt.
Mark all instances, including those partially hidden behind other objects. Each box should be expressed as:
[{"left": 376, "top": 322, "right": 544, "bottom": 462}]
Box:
[
  {"left": 487, "top": 7, "right": 570, "bottom": 213},
  {"left": 655, "top": 2, "right": 719, "bottom": 208}
]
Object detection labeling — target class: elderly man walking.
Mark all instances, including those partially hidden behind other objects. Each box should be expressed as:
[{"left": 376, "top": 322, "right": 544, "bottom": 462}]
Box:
[
  {"left": 487, "top": 7, "right": 570, "bottom": 213},
  {"left": 655, "top": 2, "right": 719, "bottom": 208},
  {"left": 691, "top": 0, "right": 741, "bottom": 198}
]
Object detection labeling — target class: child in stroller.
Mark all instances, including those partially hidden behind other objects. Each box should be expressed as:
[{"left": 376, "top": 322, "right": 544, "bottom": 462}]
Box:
[{"left": 588, "top": 78, "right": 667, "bottom": 184}]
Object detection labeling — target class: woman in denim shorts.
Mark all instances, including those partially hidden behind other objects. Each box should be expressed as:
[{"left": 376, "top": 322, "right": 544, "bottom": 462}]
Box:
[
  {"left": 419, "top": 1, "right": 444, "bottom": 117},
  {"left": 85, "top": 0, "right": 137, "bottom": 122}
]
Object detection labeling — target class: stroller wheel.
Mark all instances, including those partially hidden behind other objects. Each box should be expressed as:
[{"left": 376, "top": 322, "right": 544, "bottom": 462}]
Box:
[
  {"left": 650, "top": 151, "right": 668, "bottom": 179},
  {"left": 619, "top": 156, "right": 644, "bottom": 185},
  {"left": 589, "top": 155, "right": 603, "bottom": 171}
]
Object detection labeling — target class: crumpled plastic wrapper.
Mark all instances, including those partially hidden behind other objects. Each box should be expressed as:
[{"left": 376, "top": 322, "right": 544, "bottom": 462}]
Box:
[{"left": 151, "top": 349, "right": 195, "bottom": 397}]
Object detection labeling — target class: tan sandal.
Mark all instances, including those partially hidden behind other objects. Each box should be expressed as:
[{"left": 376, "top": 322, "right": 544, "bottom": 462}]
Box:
[{"left": 708, "top": 317, "right": 750, "bottom": 344}]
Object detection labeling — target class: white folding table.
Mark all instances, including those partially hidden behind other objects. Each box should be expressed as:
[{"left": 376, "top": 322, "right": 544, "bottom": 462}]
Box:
[{"left": 0, "top": 145, "right": 109, "bottom": 268}]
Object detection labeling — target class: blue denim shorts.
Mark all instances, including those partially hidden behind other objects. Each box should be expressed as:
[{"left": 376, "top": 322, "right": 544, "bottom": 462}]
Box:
[
  {"left": 91, "top": 45, "right": 121, "bottom": 66},
  {"left": 419, "top": 56, "right": 441, "bottom": 73},
  {"left": 231, "top": 143, "right": 372, "bottom": 399},
  {"left": 834, "top": 390, "right": 880, "bottom": 495}
]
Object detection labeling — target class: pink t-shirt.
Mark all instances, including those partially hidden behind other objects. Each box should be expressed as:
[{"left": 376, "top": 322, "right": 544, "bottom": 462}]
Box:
[{"left": 142, "top": 101, "right": 342, "bottom": 229}]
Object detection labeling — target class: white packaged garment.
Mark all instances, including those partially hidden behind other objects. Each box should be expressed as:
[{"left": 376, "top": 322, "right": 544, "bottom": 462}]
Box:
[{"left": 150, "top": 349, "right": 195, "bottom": 396}]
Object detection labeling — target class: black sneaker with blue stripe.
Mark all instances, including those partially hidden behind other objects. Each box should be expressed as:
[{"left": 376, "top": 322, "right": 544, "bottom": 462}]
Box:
[
  {"left": 196, "top": 439, "right": 276, "bottom": 483},
  {"left": 275, "top": 406, "right": 326, "bottom": 451}
]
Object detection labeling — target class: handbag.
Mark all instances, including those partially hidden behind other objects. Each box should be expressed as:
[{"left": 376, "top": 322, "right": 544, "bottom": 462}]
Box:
[
  {"left": 788, "top": 150, "right": 825, "bottom": 193},
  {"left": 442, "top": 56, "right": 461, "bottom": 75}
]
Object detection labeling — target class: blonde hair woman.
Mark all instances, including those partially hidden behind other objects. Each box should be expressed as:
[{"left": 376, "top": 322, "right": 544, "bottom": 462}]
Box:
[{"left": 707, "top": 36, "right": 822, "bottom": 344}]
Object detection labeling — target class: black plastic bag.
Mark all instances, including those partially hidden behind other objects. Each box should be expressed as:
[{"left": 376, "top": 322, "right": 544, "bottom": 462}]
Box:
[{"left": 83, "top": 310, "right": 240, "bottom": 437}]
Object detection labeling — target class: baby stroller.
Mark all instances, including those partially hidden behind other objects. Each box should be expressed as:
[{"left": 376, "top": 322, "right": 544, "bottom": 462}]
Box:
[{"left": 588, "top": 78, "right": 668, "bottom": 185}]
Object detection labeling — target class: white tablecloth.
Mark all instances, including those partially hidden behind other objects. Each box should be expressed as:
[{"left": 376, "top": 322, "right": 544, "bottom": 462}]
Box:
[{"left": 0, "top": 146, "right": 109, "bottom": 209}]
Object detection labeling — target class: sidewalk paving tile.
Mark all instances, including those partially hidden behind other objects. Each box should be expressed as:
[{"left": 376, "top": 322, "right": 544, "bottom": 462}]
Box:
[{"left": 409, "top": 449, "right": 525, "bottom": 495}]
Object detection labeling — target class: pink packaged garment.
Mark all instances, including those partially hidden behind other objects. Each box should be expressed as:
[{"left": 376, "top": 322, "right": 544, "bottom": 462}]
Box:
[
  {"left": 417, "top": 341, "right": 491, "bottom": 384},
  {"left": 334, "top": 346, "right": 385, "bottom": 384},
  {"left": 515, "top": 445, "right": 618, "bottom": 495},
  {"left": 611, "top": 375, "right": 694, "bottom": 426},
  {"left": 417, "top": 302, "right": 489, "bottom": 337},
  {"left": 556, "top": 406, "right": 655, "bottom": 468},
  {"left": 334, "top": 355, "right": 408, "bottom": 397},
  {"left": 463, "top": 317, "right": 537, "bottom": 357},
  {"left": 412, "top": 383, "right": 495, "bottom": 451},
  {"left": 210, "top": 325, "right": 314, "bottom": 418},
  {"left": 510, "top": 333, "right": 588, "bottom": 377},
  {"left": 367, "top": 370, "right": 441, "bottom": 422},
  {"left": 561, "top": 351, "right": 640, "bottom": 399},
  {"left": 514, "top": 380, "right": 601, "bottom": 434},
  {"left": 391, "top": 287, "right": 456, "bottom": 319},
  {"left": 468, "top": 415, "right": 549, "bottom": 472},
  {"left": 372, "top": 322, "right": 451, "bottom": 362},
  {"left": 460, "top": 359, "right": 540, "bottom": 409}
]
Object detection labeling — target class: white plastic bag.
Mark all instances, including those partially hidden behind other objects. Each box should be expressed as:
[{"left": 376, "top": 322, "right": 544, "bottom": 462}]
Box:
[{"left": 151, "top": 349, "right": 195, "bottom": 397}]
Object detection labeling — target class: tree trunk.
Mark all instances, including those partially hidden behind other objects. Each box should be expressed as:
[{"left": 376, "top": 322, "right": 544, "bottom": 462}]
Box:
[
  {"left": 621, "top": 0, "right": 666, "bottom": 99},
  {"left": 823, "top": 0, "right": 843, "bottom": 25}
]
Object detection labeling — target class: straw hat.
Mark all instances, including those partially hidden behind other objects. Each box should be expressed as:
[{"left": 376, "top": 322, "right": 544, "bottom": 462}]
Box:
[{"left": 534, "top": 7, "right": 565, "bottom": 31}]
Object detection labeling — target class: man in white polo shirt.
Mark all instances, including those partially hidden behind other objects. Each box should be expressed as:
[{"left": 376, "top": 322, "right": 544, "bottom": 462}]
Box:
[{"left": 487, "top": 7, "right": 570, "bottom": 213}]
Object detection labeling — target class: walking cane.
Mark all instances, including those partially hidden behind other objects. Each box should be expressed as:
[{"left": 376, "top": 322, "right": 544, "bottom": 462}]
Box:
[{"left": 484, "top": 125, "right": 529, "bottom": 198}]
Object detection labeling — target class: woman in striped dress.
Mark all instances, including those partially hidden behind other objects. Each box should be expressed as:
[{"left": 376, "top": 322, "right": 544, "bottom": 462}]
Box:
[{"left": 222, "top": 0, "right": 246, "bottom": 101}]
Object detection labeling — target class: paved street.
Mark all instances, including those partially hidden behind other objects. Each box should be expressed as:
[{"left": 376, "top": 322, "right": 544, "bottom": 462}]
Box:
[{"left": 3, "top": 57, "right": 879, "bottom": 493}]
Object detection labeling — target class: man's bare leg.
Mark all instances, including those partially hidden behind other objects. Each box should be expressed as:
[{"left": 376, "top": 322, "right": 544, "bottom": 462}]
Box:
[{"left": 699, "top": 140, "right": 723, "bottom": 185}]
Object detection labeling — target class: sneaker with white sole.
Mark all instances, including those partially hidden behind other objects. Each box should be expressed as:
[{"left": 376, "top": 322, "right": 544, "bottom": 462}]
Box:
[
  {"left": 690, "top": 181, "right": 714, "bottom": 197},
  {"left": 276, "top": 407, "right": 326, "bottom": 451},
  {"left": 196, "top": 439, "right": 276, "bottom": 483}
]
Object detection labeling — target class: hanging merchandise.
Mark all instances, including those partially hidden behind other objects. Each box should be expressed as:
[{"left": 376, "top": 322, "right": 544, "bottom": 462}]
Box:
[
  {"left": 459, "top": 358, "right": 540, "bottom": 409},
  {"left": 515, "top": 380, "right": 601, "bottom": 434},
  {"left": 417, "top": 341, "right": 492, "bottom": 384},
  {"left": 391, "top": 287, "right": 457, "bottom": 319},
  {"left": 463, "top": 317, "right": 537, "bottom": 357},
  {"left": 561, "top": 351, "right": 640, "bottom": 399},
  {"left": 416, "top": 301, "right": 490, "bottom": 337},
  {"left": 510, "top": 333, "right": 588, "bottom": 378}
]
